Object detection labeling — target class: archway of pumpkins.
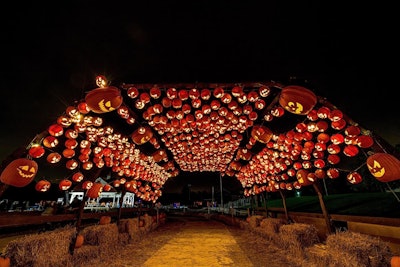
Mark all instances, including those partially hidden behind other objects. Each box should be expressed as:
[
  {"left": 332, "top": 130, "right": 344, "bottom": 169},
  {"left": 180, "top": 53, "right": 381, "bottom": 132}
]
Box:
[{"left": 1, "top": 75, "right": 399, "bottom": 203}]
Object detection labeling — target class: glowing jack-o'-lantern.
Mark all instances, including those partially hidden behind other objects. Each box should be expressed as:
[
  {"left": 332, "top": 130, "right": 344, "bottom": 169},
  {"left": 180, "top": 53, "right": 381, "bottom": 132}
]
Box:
[
  {"left": 86, "top": 183, "right": 103, "bottom": 198},
  {"left": 0, "top": 158, "right": 38, "bottom": 187},
  {"left": 28, "top": 145, "right": 45, "bottom": 158},
  {"left": 59, "top": 179, "right": 72, "bottom": 190},
  {"left": 35, "top": 179, "right": 51, "bottom": 192},
  {"left": 367, "top": 153, "right": 400, "bottom": 182},
  {"left": 279, "top": 85, "right": 317, "bottom": 115},
  {"left": 131, "top": 126, "right": 153, "bottom": 145},
  {"left": 85, "top": 86, "right": 123, "bottom": 113}
]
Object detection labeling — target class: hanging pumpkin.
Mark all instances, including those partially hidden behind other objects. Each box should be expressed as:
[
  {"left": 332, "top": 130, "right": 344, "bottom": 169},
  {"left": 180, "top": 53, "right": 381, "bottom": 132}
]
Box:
[
  {"left": 35, "top": 179, "right": 51, "bottom": 192},
  {"left": 251, "top": 125, "right": 273, "bottom": 143},
  {"left": 367, "top": 153, "right": 400, "bottom": 182},
  {"left": 28, "top": 145, "right": 45, "bottom": 158},
  {"left": 131, "top": 126, "right": 153, "bottom": 145},
  {"left": 86, "top": 183, "right": 103, "bottom": 198},
  {"left": 85, "top": 86, "right": 123, "bottom": 113},
  {"left": 278, "top": 85, "right": 317, "bottom": 115},
  {"left": 0, "top": 158, "right": 38, "bottom": 187},
  {"left": 59, "top": 179, "right": 72, "bottom": 190}
]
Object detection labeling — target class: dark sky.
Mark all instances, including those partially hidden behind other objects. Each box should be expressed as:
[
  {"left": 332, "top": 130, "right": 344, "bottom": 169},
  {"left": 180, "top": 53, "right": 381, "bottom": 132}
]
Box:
[{"left": 0, "top": 1, "right": 398, "bottom": 193}]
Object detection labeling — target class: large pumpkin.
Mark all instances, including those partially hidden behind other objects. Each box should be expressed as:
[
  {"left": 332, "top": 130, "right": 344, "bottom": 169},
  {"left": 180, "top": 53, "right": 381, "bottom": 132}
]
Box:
[
  {"left": 279, "top": 85, "right": 317, "bottom": 115},
  {"left": 85, "top": 86, "right": 123, "bottom": 113},
  {"left": 367, "top": 153, "right": 400, "bottom": 182},
  {"left": 0, "top": 158, "right": 38, "bottom": 187}
]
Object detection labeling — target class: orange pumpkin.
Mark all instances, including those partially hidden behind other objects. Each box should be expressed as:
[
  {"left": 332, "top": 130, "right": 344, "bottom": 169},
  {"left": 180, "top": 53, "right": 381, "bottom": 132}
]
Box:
[
  {"left": 131, "top": 126, "right": 153, "bottom": 145},
  {"left": 86, "top": 183, "right": 103, "bottom": 198},
  {"left": 35, "top": 179, "right": 51, "bottom": 192},
  {"left": 74, "top": 234, "right": 84, "bottom": 249},
  {"left": 85, "top": 86, "right": 123, "bottom": 113},
  {"left": 279, "top": 85, "right": 317, "bottom": 115},
  {"left": 391, "top": 256, "right": 400, "bottom": 267},
  {"left": 99, "top": 216, "right": 111, "bottom": 225},
  {"left": 0, "top": 256, "right": 10, "bottom": 267},
  {"left": 251, "top": 125, "right": 273, "bottom": 143},
  {"left": 367, "top": 153, "right": 400, "bottom": 182},
  {"left": 0, "top": 158, "right": 38, "bottom": 187}
]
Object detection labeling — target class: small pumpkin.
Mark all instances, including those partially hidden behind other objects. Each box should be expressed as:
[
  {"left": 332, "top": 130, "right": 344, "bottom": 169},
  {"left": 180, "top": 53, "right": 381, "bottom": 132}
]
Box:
[
  {"left": 0, "top": 256, "right": 10, "bottom": 267},
  {"left": 391, "top": 256, "right": 400, "bottom": 267},
  {"left": 0, "top": 158, "right": 38, "bottom": 187},
  {"left": 86, "top": 183, "right": 103, "bottom": 198},
  {"left": 99, "top": 216, "right": 111, "bottom": 225},
  {"left": 74, "top": 234, "right": 84, "bottom": 249}
]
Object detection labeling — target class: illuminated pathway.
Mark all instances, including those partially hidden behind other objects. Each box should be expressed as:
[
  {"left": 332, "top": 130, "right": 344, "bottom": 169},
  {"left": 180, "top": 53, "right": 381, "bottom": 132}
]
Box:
[{"left": 142, "top": 219, "right": 253, "bottom": 266}]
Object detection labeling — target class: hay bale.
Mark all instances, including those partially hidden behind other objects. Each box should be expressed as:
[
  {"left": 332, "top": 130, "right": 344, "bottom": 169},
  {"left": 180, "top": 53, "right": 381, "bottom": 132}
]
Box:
[
  {"left": 247, "top": 215, "right": 265, "bottom": 229},
  {"left": 118, "top": 232, "right": 130, "bottom": 245},
  {"left": 125, "top": 218, "right": 141, "bottom": 242},
  {"left": 279, "top": 223, "right": 320, "bottom": 248},
  {"left": 71, "top": 245, "right": 100, "bottom": 267},
  {"left": 118, "top": 219, "right": 129, "bottom": 233},
  {"left": 5, "top": 225, "right": 75, "bottom": 267},
  {"left": 325, "top": 231, "right": 392, "bottom": 267},
  {"left": 304, "top": 244, "right": 333, "bottom": 267},
  {"left": 260, "top": 218, "right": 286, "bottom": 234},
  {"left": 81, "top": 223, "right": 119, "bottom": 251}
]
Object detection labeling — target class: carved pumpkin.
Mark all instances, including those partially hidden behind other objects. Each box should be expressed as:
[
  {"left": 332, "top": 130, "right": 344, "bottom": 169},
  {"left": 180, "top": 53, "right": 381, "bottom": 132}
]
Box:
[
  {"left": 279, "top": 85, "right": 317, "bottom": 115},
  {"left": 28, "top": 145, "right": 46, "bottom": 158},
  {"left": 59, "top": 179, "right": 72, "bottom": 190},
  {"left": 131, "top": 126, "right": 153, "bottom": 145},
  {"left": 251, "top": 125, "right": 273, "bottom": 143},
  {"left": 85, "top": 86, "right": 123, "bottom": 113},
  {"left": 0, "top": 158, "right": 38, "bottom": 187},
  {"left": 35, "top": 179, "right": 51, "bottom": 192},
  {"left": 367, "top": 153, "right": 400, "bottom": 182},
  {"left": 86, "top": 182, "right": 103, "bottom": 198}
]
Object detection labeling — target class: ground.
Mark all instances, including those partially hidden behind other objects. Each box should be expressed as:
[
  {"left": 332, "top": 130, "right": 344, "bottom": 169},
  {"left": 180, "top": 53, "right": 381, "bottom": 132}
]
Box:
[{"left": 83, "top": 214, "right": 299, "bottom": 267}]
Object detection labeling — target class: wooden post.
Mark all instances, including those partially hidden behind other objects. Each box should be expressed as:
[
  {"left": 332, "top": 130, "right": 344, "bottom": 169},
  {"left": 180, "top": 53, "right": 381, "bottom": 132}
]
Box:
[
  {"left": 279, "top": 189, "right": 289, "bottom": 223},
  {"left": 313, "top": 182, "right": 334, "bottom": 235},
  {"left": 117, "top": 187, "right": 126, "bottom": 224}
]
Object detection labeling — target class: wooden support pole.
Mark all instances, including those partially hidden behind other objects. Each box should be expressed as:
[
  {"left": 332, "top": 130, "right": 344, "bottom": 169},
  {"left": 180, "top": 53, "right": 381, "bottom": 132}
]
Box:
[
  {"left": 313, "top": 182, "right": 334, "bottom": 235},
  {"left": 279, "top": 189, "right": 289, "bottom": 223}
]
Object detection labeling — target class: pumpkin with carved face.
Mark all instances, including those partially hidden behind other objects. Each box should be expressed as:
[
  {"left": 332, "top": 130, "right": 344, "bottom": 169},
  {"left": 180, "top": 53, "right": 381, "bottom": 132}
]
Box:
[
  {"left": 0, "top": 158, "right": 38, "bottom": 187},
  {"left": 35, "top": 179, "right": 51, "bottom": 192},
  {"left": 85, "top": 86, "right": 123, "bottom": 113},
  {"left": 131, "top": 126, "right": 153, "bottom": 145},
  {"left": 367, "top": 153, "right": 400, "bottom": 182},
  {"left": 279, "top": 85, "right": 317, "bottom": 115}
]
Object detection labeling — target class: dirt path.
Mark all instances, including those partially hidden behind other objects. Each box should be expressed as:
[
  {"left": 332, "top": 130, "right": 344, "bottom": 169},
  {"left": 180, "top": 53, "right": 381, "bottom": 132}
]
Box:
[{"left": 84, "top": 214, "right": 299, "bottom": 267}]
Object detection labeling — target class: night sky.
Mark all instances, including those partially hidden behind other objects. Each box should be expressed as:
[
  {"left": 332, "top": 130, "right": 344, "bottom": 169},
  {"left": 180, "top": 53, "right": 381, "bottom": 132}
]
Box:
[{"left": 1, "top": 1, "right": 398, "bottom": 195}]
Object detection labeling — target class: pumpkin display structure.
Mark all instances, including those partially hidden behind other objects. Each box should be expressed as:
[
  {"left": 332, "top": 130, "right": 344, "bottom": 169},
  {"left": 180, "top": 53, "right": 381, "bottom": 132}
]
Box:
[
  {"left": 85, "top": 86, "right": 123, "bottom": 113},
  {"left": 278, "top": 85, "right": 317, "bottom": 115},
  {"left": 0, "top": 158, "right": 38, "bottom": 187},
  {"left": 367, "top": 153, "right": 400, "bottom": 182}
]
